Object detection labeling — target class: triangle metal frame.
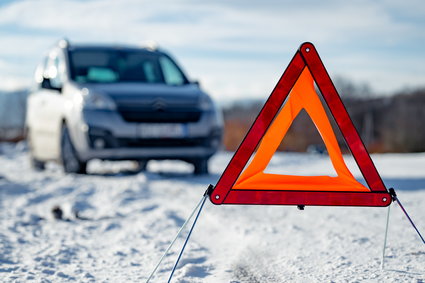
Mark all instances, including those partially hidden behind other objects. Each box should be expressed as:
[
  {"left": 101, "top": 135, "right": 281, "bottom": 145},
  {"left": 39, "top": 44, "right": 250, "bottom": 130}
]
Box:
[{"left": 210, "top": 42, "right": 391, "bottom": 207}]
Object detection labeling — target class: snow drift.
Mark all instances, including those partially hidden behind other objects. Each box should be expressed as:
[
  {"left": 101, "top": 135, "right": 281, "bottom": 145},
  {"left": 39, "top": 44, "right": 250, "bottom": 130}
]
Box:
[{"left": 0, "top": 143, "right": 424, "bottom": 282}]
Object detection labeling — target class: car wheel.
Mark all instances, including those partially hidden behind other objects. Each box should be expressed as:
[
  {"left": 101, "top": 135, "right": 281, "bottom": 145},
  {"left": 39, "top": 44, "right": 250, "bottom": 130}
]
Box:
[
  {"left": 30, "top": 156, "right": 46, "bottom": 171},
  {"left": 193, "top": 158, "right": 209, "bottom": 175},
  {"left": 137, "top": 160, "right": 148, "bottom": 172},
  {"left": 61, "top": 125, "right": 87, "bottom": 174}
]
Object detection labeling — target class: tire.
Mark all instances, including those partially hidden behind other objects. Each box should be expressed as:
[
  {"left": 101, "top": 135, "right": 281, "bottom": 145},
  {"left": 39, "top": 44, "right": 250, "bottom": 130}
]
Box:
[
  {"left": 193, "top": 158, "right": 209, "bottom": 175},
  {"left": 30, "top": 156, "right": 46, "bottom": 171},
  {"left": 137, "top": 160, "right": 148, "bottom": 172},
  {"left": 61, "top": 125, "right": 87, "bottom": 174}
]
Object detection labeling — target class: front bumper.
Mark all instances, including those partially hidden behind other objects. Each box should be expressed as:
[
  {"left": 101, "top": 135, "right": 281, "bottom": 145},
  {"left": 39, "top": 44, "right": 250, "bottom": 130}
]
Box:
[
  {"left": 81, "top": 146, "right": 218, "bottom": 161},
  {"left": 73, "top": 109, "right": 222, "bottom": 162}
]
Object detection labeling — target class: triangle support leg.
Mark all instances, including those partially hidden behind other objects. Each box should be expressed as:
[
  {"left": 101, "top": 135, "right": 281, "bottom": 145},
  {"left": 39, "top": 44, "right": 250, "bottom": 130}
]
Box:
[
  {"left": 381, "top": 203, "right": 391, "bottom": 270},
  {"left": 389, "top": 188, "right": 425, "bottom": 245},
  {"left": 168, "top": 188, "right": 209, "bottom": 282}
]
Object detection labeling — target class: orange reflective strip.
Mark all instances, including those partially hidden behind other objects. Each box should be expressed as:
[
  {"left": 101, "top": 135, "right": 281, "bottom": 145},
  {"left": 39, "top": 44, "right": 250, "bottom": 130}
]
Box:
[{"left": 234, "top": 68, "right": 369, "bottom": 192}]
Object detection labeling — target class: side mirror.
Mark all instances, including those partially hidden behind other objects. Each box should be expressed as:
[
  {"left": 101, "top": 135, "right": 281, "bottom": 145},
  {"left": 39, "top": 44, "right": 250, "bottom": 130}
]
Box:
[
  {"left": 41, "top": 77, "right": 62, "bottom": 92},
  {"left": 192, "top": 80, "right": 200, "bottom": 87}
]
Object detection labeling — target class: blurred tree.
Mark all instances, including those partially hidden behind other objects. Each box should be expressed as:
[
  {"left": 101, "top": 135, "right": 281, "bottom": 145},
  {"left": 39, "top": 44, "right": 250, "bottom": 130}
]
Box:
[{"left": 222, "top": 78, "right": 425, "bottom": 153}]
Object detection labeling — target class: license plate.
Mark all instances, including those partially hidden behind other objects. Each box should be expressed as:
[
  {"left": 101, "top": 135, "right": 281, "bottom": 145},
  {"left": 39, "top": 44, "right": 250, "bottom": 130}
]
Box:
[{"left": 139, "top": 123, "right": 186, "bottom": 138}]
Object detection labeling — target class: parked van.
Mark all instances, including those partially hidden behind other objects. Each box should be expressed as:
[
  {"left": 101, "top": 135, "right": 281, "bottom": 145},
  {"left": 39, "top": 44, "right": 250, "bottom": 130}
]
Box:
[{"left": 26, "top": 40, "right": 223, "bottom": 174}]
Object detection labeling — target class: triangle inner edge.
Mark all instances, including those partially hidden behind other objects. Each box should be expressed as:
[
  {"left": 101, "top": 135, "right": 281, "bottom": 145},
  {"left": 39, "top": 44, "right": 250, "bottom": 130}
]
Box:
[
  {"left": 263, "top": 108, "right": 337, "bottom": 177},
  {"left": 232, "top": 68, "right": 369, "bottom": 192}
]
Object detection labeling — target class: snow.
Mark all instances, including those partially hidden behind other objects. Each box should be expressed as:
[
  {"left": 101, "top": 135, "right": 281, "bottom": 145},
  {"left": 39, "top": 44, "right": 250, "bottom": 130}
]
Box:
[{"left": 0, "top": 142, "right": 424, "bottom": 282}]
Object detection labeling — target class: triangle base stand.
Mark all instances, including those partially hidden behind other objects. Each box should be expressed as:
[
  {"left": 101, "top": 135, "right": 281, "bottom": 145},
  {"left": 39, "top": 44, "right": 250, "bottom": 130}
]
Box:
[
  {"left": 381, "top": 188, "right": 425, "bottom": 270},
  {"left": 220, "top": 190, "right": 391, "bottom": 206}
]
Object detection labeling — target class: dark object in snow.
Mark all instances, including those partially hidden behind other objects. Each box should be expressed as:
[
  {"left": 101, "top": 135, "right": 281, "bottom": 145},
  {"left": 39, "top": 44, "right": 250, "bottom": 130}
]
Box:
[
  {"left": 51, "top": 205, "right": 113, "bottom": 222},
  {"left": 52, "top": 205, "right": 64, "bottom": 220},
  {"left": 74, "top": 210, "right": 90, "bottom": 221}
]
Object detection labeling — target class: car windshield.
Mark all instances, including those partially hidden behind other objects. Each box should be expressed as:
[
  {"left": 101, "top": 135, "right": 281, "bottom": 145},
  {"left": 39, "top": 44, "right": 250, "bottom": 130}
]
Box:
[{"left": 68, "top": 48, "right": 188, "bottom": 85}]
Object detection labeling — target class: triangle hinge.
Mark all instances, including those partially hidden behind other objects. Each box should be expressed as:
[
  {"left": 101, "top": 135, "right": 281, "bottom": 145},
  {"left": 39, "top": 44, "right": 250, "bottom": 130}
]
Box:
[
  {"left": 388, "top": 188, "right": 397, "bottom": 201},
  {"left": 204, "top": 184, "right": 215, "bottom": 196}
]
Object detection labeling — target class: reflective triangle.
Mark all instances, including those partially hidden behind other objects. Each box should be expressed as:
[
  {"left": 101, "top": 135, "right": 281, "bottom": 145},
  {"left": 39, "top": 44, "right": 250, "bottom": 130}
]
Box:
[{"left": 210, "top": 42, "right": 391, "bottom": 207}]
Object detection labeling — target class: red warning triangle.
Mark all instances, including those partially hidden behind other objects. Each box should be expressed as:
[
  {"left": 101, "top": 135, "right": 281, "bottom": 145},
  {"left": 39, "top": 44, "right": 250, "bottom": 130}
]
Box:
[{"left": 210, "top": 42, "right": 391, "bottom": 207}]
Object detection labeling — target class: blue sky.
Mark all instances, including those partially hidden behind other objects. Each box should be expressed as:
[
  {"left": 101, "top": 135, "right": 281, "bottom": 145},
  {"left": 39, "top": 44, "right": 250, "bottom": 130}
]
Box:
[{"left": 0, "top": 0, "right": 424, "bottom": 102}]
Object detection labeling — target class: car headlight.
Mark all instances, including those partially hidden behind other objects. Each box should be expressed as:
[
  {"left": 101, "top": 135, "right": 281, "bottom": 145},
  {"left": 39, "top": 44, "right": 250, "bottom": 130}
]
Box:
[
  {"left": 81, "top": 88, "right": 116, "bottom": 110},
  {"left": 199, "top": 95, "right": 213, "bottom": 111}
]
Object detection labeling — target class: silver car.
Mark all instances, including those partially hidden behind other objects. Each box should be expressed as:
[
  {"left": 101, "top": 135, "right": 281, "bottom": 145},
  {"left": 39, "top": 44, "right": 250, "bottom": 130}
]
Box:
[{"left": 26, "top": 40, "right": 223, "bottom": 174}]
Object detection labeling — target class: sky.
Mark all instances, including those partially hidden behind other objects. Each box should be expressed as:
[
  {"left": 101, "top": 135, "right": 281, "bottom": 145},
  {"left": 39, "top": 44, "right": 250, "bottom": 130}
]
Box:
[{"left": 0, "top": 0, "right": 424, "bottom": 102}]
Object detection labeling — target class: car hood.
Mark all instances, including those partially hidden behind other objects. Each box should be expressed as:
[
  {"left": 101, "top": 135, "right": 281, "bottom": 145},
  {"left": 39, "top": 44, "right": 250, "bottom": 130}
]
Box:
[{"left": 81, "top": 83, "right": 203, "bottom": 107}]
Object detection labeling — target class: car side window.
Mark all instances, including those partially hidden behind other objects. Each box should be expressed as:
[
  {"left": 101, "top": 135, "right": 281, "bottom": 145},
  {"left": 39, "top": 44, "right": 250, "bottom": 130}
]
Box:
[
  {"left": 34, "top": 56, "right": 48, "bottom": 89},
  {"left": 46, "top": 51, "right": 66, "bottom": 89},
  {"left": 159, "top": 56, "right": 185, "bottom": 86}
]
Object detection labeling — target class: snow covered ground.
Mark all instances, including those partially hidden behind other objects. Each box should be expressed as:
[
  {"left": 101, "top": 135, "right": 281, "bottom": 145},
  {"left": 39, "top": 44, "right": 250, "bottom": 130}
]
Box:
[{"left": 0, "top": 142, "right": 424, "bottom": 282}]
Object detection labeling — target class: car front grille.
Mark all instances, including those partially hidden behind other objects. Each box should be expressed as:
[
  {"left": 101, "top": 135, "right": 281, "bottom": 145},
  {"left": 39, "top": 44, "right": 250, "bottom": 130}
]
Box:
[
  {"left": 117, "top": 107, "right": 202, "bottom": 123},
  {"left": 116, "top": 137, "right": 210, "bottom": 148}
]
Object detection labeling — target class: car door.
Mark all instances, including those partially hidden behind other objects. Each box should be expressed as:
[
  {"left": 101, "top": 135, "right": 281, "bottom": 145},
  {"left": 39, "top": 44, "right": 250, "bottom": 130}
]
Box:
[
  {"left": 30, "top": 49, "right": 67, "bottom": 160},
  {"left": 27, "top": 56, "right": 48, "bottom": 158}
]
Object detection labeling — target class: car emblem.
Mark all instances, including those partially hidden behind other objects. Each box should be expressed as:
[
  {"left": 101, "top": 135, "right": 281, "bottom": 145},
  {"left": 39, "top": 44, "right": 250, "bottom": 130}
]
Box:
[{"left": 152, "top": 99, "right": 167, "bottom": 111}]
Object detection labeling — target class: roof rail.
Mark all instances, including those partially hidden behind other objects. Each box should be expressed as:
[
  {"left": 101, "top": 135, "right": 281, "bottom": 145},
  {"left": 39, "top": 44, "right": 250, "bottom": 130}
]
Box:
[
  {"left": 143, "top": 40, "right": 159, "bottom": 51},
  {"left": 58, "top": 38, "right": 70, "bottom": 48}
]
